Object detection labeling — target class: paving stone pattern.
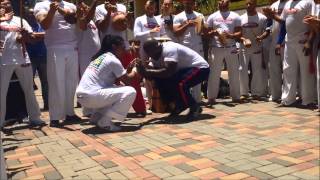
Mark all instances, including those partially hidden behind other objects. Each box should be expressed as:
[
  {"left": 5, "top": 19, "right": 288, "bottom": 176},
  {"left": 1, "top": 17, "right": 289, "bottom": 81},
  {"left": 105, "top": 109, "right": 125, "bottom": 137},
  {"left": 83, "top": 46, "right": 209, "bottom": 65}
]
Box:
[{"left": 2, "top": 80, "right": 319, "bottom": 179}]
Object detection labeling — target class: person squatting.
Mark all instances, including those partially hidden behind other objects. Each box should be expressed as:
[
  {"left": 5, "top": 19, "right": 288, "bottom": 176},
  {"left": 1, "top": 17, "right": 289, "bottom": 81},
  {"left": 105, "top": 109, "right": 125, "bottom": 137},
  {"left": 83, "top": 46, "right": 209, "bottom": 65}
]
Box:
[{"left": 0, "top": 0, "right": 319, "bottom": 132}]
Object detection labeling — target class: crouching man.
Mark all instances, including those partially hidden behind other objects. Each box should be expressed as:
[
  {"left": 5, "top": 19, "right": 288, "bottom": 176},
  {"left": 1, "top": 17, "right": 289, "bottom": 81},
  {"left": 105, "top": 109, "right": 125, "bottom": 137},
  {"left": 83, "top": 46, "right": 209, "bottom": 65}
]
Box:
[
  {"left": 76, "top": 35, "right": 137, "bottom": 132},
  {"left": 136, "top": 40, "right": 210, "bottom": 119}
]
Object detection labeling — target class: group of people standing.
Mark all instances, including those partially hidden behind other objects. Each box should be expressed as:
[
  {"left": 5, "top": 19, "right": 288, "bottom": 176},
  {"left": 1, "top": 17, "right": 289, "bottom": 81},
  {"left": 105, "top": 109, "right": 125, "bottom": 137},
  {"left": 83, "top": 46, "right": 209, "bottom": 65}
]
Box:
[{"left": 0, "top": 0, "right": 319, "bottom": 131}]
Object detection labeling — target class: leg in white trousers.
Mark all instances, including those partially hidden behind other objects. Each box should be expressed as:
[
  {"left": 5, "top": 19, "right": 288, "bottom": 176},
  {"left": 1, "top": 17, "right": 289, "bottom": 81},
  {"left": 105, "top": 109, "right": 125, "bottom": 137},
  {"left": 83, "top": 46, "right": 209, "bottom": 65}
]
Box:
[
  {"left": 282, "top": 43, "right": 316, "bottom": 105},
  {"left": 317, "top": 51, "right": 320, "bottom": 109},
  {"left": 0, "top": 65, "right": 41, "bottom": 128},
  {"left": 79, "top": 52, "right": 94, "bottom": 116},
  {"left": 77, "top": 86, "right": 136, "bottom": 127},
  {"left": 268, "top": 44, "right": 283, "bottom": 100},
  {"left": 239, "top": 49, "right": 265, "bottom": 96},
  {"left": 79, "top": 53, "right": 92, "bottom": 77},
  {"left": 47, "top": 47, "right": 79, "bottom": 121},
  {"left": 207, "top": 47, "right": 240, "bottom": 101}
]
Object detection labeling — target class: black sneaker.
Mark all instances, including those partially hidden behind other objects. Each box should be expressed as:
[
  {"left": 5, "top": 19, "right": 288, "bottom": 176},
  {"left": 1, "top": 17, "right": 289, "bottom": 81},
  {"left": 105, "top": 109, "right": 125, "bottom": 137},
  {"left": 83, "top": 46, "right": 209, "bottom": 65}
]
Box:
[
  {"left": 187, "top": 104, "right": 203, "bottom": 119},
  {"left": 65, "top": 115, "right": 82, "bottom": 122},
  {"left": 49, "top": 120, "right": 61, "bottom": 127},
  {"left": 168, "top": 106, "right": 187, "bottom": 117}
]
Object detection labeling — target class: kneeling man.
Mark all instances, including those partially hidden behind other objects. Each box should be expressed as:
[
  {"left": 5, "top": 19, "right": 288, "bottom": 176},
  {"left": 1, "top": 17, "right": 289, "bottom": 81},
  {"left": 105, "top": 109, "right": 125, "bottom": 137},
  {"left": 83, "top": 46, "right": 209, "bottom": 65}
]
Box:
[{"left": 137, "top": 40, "right": 210, "bottom": 119}]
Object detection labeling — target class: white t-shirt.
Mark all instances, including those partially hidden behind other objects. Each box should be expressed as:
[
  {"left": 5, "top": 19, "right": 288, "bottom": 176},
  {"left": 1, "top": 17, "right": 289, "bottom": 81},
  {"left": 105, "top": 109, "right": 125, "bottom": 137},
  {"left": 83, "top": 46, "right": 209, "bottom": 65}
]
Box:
[
  {"left": 0, "top": 16, "right": 32, "bottom": 65},
  {"left": 157, "top": 14, "right": 177, "bottom": 42},
  {"left": 34, "top": 0, "right": 77, "bottom": 48},
  {"left": 133, "top": 14, "right": 161, "bottom": 43},
  {"left": 281, "top": 0, "right": 315, "bottom": 43},
  {"left": 173, "top": 11, "right": 204, "bottom": 52},
  {"left": 77, "top": 20, "right": 100, "bottom": 56},
  {"left": 95, "top": 3, "right": 128, "bottom": 47},
  {"left": 270, "top": 0, "right": 286, "bottom": 42},
  {"left": 240, "top": 12, "right": 268, "bottom": 49},
  {"left": 151, "top": 41, "right": 209, "bottom": 71},
  {"left": 76, "top": 52, "right": 126, "bottom": 94},
  {"left": 206, "top": 11, "right": 241, "bottom": 47}
]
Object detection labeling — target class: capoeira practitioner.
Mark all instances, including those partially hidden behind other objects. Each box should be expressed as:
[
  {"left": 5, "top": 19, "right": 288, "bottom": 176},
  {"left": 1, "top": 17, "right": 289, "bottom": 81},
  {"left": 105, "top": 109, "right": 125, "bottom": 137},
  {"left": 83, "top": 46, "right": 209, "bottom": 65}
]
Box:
[
  {"left": 77, "top": 0, "right": 100, "bottom": 76},
  {"left": 137, "top": 40, "right": 210, "bottom": 119},
  {"left": 303, "top": 0, "right": 320, "bottom": 111},
  {"left": 264, "top": 0, "right": 287, "bottom": 102},
  {"left": 34, "top": 0, "right": 81, "bottom": 127},
  {"left": 157, "top": 0, "right": 177, "bottom": 42},
  {"left": 134, "top": 0, "right": 161, "bottom": 59},
  {"left": 76, "top": 35, "right": 137, "bottom": 131},
  {"left": 206, "top": 0, "right": 242, "bottom": 105},
  {"left": 173, "top": 0, "right": 205, "bottom": 103},
  {"left": 0, "top": 0, "right": 45, "bottom": 128},
  {"left": 134, "top": 0, "right": 162, "bottom": 112},
  {"left": 95, "top": 0, "right": 127, "bottom": 43},
  {"left": 239, "top": 0, "right": 270, "bottom": 99},
  {"left": 265, "top": 0, "right": 316, "bottom": 107}
]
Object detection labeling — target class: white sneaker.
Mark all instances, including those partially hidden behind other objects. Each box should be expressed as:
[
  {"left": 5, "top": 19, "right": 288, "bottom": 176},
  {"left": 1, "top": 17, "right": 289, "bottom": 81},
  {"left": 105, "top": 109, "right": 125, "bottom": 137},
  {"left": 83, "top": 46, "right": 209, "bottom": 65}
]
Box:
[{"left": 29, "top": 119, "right": 46, "bottom": 126}]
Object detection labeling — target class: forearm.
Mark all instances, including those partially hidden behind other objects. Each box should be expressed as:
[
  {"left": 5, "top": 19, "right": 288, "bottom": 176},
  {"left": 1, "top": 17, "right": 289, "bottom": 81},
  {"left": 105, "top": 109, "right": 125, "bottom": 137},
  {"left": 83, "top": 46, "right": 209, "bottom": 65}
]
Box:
[
  {"left": 272, "top": 14, "right": 283, "bottom": 23},
  {"left": 173, "top": 24, "right": 189, "bottom": 36},
  {"left": 258, "top": 30, "right": 270, "bottom": 40},
  {"left": 96, "top": 12, "right": 111, "bottom": 32},
  {"left": 38, "top": 11, "right": 55, "bottom": 30},
  {"left": 144, "top": 68, "right": 173, "bottom": 79}
]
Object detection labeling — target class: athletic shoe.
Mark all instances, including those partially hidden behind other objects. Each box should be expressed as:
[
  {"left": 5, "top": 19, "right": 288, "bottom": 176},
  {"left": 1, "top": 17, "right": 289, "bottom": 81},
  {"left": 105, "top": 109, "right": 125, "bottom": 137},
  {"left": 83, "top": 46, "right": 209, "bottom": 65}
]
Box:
[
  {"left": 97, "top": 123, "right": 122, "bottom": 132},
  {"left": 49, "top": 120, "right": 61, "bottom": 127},
  {"left": 29, "top": 119, "right": 46, "bottom": 127},
  {"left": 65, "top": 115, "right": 82, "bottom": 122},
  {"left": 187, "top": 104, "right": 203, "bottom": 119},
  {"left": 168, "top": 106, "right": 187, "bottom": 117}
]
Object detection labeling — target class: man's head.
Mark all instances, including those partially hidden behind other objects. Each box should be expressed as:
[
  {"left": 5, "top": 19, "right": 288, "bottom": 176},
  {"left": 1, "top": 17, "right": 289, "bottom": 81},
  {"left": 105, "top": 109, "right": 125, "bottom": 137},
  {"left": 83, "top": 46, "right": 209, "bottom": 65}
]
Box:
[
  {"left": 0, "top": 0, "right": 13, "bottom": 14},
  {"left": 145, "top": 0, "right": 157, "bottom": 17},
  {"left": 143, "top": 39, "right": 163, "bottom": 60},
  {"left": 218, "top": 0, "right": 230, "bottom": 12},
  {"left": 246, "top": 0, "right": 257, "bottom": 14},
  {"left": 182, "top": 0, "right": 195, "bottom": 13},
  {"left": 107, "top": 0, "right": 117, "bottom": 5},
  {"left": 161, "top": 0, "right": 173, "bottom": 15}
]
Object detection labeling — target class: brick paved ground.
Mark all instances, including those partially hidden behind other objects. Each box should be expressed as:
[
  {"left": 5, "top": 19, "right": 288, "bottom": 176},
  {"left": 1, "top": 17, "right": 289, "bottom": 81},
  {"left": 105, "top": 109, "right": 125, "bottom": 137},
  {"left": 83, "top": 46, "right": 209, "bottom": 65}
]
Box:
[{"left": 1, "top": 78, "right": 319, "bottom": 180}]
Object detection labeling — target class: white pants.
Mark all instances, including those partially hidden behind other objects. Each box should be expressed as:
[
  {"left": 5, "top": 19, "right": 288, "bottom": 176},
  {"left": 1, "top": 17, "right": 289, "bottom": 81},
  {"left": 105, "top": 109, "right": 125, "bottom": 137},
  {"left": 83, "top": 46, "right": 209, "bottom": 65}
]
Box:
[
  {"left": 239, "top": 48, "right": 266, "bottom": 96},
  {"left": 207, "top": 47, "right": 240, "bottom": 100},
  {"left": 47, "top": 46, "right": 79, "bottom": 120},
  {"left": 317, "top": 50, "right": 320, "bottom": 109},
  {"left": 77, "top": 86, "right": 136, "bottom": 127},
  {"left": 79, "top": 52, "right": 92, "bottom": 77},
  {"left": 282, "top": 42, "right": 316, "bottom": 105},
  {"left": 268, "top": 43, "right": 283, "bottom": 100},
  {"left": 0, "top": 64, "right": 41, "bottom": 127}
]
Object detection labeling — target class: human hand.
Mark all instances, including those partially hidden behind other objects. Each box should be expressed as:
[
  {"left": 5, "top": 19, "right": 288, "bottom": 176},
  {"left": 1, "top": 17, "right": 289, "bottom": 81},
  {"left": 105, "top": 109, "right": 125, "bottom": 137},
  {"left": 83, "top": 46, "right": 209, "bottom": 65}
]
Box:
[
  {"left": 150, "top": 26, "right": 161, "bottom": 33},
  {"left": 302, "top": 41, "right": 312, "bottom": 56},
  {"left": 275, "top": 44, "right": 281, "bottom": 56},
  {"left": 262, "top": 7, "right": 275, "bottom": 19}
]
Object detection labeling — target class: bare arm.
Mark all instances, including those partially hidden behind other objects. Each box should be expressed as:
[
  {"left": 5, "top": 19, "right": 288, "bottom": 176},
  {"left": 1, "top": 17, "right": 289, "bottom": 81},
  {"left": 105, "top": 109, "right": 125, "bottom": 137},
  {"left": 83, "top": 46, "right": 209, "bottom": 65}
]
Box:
[
  {"left": 36, "top": 3, "right": 58, "bottom": 30},
  {"left": 78, "top": 0, "right": 98, "bottom": 30},
  {"left": 173, "top": 21, "right": 192, "bottom": 36}
]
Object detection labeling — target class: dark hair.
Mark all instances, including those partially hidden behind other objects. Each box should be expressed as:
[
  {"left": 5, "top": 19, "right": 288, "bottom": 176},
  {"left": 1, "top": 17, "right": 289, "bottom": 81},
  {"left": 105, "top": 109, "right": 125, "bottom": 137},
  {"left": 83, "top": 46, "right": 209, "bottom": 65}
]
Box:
[
  {"left": 91, "top": 35, "right": 124, "bottom": 61},
  {"left": 143, "top": 39, "right": 161, "bottom": 53}
]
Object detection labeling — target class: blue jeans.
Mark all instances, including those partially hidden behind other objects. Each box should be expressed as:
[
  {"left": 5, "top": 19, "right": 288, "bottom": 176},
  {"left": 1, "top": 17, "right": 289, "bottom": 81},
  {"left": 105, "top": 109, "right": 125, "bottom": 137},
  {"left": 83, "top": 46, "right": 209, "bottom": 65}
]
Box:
[{"left": 31, "top": 56, "right": 48, "bottom": 108}]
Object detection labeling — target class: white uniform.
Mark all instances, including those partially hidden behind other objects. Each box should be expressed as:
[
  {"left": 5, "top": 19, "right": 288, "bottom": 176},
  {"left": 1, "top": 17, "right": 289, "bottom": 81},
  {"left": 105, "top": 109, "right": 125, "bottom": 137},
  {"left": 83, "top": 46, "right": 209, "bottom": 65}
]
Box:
[
  {"left": 151, "top": 41, "right": 209, "bottom": 70},
  {"left": 281, "top": 0, "right": 316, "bottom": 105},
  {"left": 206, "top": 10, "right": 241, "bottom": 101},
  {"left": 239, "top": 12, "right": 268, "bottom": 96},
  {"left": 0, "top": 16, "right": 41, "bottom": 127},
  {"left": 95, "top": 3, "right": 129, "bottom": 48},
  {"left": 77, "top": 20, "right": 101, "bottom": 76},
  {"left": 313, "top": 3, "right": 320, "bottom": 109},
  {"left": 157, "top": 14, "right": 177, "bottom": 42},
  {"left": 76, "top": 53, "right": 136, "bottom": 128},
  {"left": 173, "top": 11, "right": 205, "bottom": 102},
  {"left": 34, "top": 1, "right": 79, "bottom": 121},
  {"left": 269, "top": 0, "right": 286, "bottom": 101},
  {"left": 133, "top": 14, "right": 162, "bottom": 59}
]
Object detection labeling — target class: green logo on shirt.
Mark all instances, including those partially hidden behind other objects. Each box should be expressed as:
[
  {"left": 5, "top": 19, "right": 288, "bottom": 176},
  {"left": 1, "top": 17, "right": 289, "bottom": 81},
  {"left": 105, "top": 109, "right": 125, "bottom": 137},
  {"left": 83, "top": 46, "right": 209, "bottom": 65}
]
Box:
[{"left": 91, "top": 55, "right": 104, "bottom": 69}]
